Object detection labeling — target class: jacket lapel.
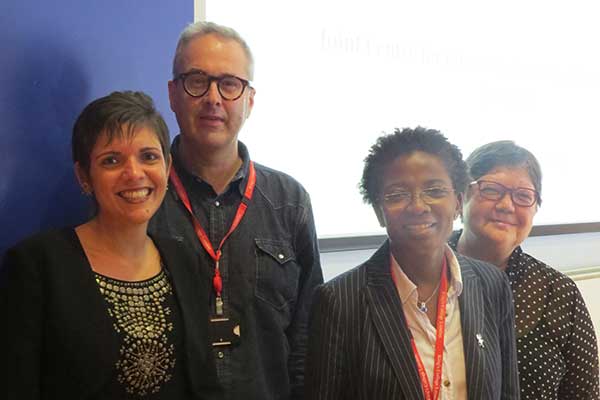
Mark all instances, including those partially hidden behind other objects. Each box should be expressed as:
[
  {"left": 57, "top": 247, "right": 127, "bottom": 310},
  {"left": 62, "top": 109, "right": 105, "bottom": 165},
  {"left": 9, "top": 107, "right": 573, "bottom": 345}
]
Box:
[
  {"left": 457, "top": 255, "right": 486, "bottom": 400},
  {"left": 61, "top": 228, "right": 120, "bottom": 395},
  {"left": 364, "top": 242, "right": 424, "bottom": 400}
]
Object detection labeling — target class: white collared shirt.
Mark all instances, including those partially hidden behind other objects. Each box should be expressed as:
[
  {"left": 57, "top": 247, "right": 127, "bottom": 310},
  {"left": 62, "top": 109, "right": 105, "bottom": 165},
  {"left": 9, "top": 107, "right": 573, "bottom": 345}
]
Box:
[{"left": 390, "top": 245, "right": 467, "bottom": 400}]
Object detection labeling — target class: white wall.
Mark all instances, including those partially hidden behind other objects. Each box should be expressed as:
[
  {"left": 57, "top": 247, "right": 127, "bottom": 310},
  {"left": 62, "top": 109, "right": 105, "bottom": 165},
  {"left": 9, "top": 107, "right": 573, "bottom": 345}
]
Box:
[
  {"left": 574, "top": 273, "right": 600, "bottom": 359},
  {"left": 321, "top": 232, "right": 600, "bottom": 281}
]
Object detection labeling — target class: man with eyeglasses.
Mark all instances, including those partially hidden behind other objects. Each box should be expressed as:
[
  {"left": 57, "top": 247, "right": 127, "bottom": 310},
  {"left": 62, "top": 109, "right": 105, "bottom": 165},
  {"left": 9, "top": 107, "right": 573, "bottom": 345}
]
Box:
[{"left": 149, "top": 21, "right": 323, "bottom": 400}]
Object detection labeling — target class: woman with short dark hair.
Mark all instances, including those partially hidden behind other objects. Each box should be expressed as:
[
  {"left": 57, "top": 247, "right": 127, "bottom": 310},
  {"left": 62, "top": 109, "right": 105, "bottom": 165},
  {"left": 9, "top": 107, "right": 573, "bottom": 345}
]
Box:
[
  {"left": 306, "top": 127, "right": 520, "bottom": 400},
  {"left": 0, "top": 91, "right": 221, "bottom": 399},
  {"left": 450, "top": 140, "right": 599, "bottom": 399}
]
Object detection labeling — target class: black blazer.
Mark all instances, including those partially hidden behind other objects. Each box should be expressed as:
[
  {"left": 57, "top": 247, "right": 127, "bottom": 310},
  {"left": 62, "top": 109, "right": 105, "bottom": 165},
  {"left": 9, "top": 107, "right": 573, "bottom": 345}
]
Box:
[
  {"left": 305, "top": 241, "right": 520, "bottom": 400},
  {"left": 0, "top": 228, "right": 221, "bottom": 400}
]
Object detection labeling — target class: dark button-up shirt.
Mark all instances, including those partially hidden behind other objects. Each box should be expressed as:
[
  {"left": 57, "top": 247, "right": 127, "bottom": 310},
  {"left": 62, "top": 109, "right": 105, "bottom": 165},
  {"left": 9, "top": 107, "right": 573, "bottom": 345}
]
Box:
[{"left": 149, "top": 137, "right": 323, "bottom": 400}]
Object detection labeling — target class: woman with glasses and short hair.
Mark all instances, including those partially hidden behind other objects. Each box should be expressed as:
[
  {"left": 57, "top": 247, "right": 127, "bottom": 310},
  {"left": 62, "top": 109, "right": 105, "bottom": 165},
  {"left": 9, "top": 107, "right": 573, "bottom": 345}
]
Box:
[
  {"left": 449, "top": 140, "right": 599, "bottom": 399},
  {"left": 305, "top": 127, "right": 520, "bottom": 399}
]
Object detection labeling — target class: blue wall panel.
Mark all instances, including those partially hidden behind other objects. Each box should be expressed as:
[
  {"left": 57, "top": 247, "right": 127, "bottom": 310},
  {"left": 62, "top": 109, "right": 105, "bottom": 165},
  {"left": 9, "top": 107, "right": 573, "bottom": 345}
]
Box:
[{"left": 0, "top": 1, "right": 193, "bottom": 256}]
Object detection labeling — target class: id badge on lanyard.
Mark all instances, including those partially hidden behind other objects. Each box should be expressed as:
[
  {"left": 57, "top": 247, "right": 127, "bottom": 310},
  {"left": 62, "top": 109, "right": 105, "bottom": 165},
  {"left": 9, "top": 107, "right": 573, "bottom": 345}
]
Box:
[{"left": 169, "top": 161, "right": 256, "bottom": 346}]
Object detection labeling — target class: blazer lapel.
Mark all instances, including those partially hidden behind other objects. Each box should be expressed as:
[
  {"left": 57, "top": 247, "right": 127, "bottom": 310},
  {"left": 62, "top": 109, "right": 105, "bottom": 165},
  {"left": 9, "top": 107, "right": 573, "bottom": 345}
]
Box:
[
  {"left": 364, "top": 242, "right": 424, "bottom": 400},
  {"left": 457, "top": 255, "right": 486, "bottom": 400}
]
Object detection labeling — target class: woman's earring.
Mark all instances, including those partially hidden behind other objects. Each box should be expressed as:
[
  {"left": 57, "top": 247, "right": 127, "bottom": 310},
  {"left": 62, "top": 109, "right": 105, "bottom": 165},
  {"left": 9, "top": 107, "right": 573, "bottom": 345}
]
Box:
[{"left": 81, "top": 183, "right": 92, "bottom": 196}]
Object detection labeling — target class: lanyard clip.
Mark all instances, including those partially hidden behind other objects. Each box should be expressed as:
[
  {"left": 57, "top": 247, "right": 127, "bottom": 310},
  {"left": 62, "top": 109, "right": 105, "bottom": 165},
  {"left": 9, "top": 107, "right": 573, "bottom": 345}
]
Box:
[{"left": 216, "top": 296, "right": 224, "bottom": 316}]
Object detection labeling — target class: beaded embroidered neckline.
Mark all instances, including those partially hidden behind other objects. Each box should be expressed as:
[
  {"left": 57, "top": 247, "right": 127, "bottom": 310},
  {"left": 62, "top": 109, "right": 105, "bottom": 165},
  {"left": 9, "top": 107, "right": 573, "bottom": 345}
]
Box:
[{"left": 95, "top": 268, "right": 176, "bottom": 395}]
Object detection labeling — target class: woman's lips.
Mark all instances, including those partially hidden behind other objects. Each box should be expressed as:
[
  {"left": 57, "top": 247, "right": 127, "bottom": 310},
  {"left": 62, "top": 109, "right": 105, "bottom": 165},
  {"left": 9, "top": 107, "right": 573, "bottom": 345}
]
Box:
[
  {"left": 118, "top": 188, "right": 153, "bottom": 202},
  {"left": 402, "top": 222, "right": 436, "bottom": 231},
  {"left": 490, "top": 218, "right": 517, "bottom": 228}
]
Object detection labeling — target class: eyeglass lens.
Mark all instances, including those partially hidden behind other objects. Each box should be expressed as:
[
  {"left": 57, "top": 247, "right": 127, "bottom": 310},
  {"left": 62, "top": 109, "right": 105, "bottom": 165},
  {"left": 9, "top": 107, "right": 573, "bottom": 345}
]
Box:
[
  {"left": 183, "top": 73, "right": 246, "bottom": 100},
  {"left": 383, "top": 187, "right": 453, "bottom": 206},
  {"left": 478, "top": 181, "right": 536, "bottom": 206}
]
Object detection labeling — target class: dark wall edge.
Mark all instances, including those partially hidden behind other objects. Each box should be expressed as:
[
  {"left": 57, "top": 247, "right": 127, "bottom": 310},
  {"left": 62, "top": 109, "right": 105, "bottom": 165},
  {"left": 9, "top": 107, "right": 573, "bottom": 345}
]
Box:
[{"left": 318, "top": 222, "right": 600, "bottom": 253}]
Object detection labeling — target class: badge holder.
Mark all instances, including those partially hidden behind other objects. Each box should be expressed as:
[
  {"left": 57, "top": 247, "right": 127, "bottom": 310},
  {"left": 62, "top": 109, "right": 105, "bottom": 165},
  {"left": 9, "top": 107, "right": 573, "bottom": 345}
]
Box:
[{"left": 209, "top": 317, "right": 241, "bottom": 347}]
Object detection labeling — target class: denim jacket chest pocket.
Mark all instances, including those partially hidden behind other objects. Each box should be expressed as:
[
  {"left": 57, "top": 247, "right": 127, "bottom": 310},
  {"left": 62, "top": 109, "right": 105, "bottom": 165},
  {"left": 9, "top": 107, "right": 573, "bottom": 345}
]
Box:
[{"left": 254, "top": 238, "right": 300, "bottom": 310}]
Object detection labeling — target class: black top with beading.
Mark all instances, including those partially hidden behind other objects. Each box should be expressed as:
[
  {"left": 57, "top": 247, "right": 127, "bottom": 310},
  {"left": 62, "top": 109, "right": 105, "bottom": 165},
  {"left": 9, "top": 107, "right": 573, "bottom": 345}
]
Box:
[
  {"left": 449, "top": 230, "right": 599, "bottom": 400},
  {"left": 94, "top": 268, "right": 190, "bottom": 399}
]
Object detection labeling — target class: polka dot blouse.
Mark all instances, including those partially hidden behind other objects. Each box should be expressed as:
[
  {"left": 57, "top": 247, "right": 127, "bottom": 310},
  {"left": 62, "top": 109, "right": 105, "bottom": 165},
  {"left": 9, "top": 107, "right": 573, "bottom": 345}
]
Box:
[{"left": 450, "top": 231, "right": 600, "bottom": 399}]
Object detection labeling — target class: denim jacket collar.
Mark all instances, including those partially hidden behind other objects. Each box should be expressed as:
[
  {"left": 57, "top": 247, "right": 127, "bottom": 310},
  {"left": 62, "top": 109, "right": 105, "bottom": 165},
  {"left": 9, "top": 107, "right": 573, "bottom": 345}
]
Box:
[{"left": 170, "top": 134, "right": 251, "bottom": 197}]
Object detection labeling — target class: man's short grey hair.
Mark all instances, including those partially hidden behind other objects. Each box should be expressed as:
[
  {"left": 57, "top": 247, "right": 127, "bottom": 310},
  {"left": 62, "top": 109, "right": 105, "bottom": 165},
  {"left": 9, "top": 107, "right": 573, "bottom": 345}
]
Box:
[{"left": 172, "top": 21, "right": 254, "bottom": 80}]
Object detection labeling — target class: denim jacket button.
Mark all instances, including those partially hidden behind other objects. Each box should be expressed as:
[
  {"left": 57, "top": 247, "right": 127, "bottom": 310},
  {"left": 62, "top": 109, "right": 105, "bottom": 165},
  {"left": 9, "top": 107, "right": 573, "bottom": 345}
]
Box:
[{"left": 278, "top": 253, "right": 284, "bottom": 260}]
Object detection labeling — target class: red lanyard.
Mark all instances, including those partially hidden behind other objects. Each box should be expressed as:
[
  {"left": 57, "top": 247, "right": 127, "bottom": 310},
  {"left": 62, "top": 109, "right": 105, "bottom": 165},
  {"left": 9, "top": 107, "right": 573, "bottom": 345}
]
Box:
[
  {"left": 390, "top": 255, "right": 449, "bottom": 400},
  {"left": 169, "top": 161, "right": 256, "bottom": 315}
]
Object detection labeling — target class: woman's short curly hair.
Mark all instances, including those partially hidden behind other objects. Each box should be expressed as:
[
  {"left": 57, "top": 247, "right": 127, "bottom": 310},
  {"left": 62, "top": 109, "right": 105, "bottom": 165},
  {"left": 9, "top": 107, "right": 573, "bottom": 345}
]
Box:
[{"left": 359, "top": 127, "right": 469, "bottom": 205}]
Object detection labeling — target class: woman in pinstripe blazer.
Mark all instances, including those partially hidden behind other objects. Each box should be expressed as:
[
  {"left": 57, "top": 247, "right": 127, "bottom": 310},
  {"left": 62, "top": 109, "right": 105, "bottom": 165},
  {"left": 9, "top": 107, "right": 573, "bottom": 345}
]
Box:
[{"left": 305, "top": 127, "right": 520, "bottom": 400}]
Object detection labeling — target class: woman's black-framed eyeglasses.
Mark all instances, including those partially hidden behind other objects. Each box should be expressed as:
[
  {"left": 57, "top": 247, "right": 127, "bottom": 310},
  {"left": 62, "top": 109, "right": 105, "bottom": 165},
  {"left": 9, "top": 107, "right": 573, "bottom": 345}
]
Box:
[{"left": 470, "top": 180, "right": 539, "bottom": 207}]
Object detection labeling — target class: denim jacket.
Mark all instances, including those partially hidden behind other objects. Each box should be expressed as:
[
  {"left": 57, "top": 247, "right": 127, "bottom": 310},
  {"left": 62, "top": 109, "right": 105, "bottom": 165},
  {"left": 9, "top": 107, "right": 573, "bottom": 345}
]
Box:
[{"left": 148, "top": 137, "right": 323, "bottom": 400}]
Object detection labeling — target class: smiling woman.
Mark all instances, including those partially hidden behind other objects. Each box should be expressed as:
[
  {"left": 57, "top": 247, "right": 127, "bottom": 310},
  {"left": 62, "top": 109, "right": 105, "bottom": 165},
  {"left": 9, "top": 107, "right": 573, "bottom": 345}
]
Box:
[
  {"left": 305, "top": 127, "right": 520, "bottom": 400},
  {"left": 0, "top": 91, "right": 222, "bottom": 399},
  {"left": 451, "top": 140, "right": 599, "bottom": 399},
  {"left": 75, "top": 126, "right": 170, "bottom": 230},
  {"left": 375, "top": 151, "right": 461, "bottom": 263}
]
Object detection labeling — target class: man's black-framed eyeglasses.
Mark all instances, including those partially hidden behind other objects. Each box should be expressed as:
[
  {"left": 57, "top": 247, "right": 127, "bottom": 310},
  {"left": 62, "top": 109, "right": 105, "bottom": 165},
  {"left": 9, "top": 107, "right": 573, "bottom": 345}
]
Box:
[
  {"left": 174, "top": 71, "right": 252, "bottom": 101},
  {"left": 470, "top": 180, "right": 539, "bottom": 207}
]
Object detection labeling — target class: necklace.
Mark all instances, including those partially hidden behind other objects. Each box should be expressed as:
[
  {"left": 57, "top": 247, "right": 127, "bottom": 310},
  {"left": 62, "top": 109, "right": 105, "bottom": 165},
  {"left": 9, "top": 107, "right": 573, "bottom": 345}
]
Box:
[{"left": 417, "top": 279, "right": 442, "bottom": 313}]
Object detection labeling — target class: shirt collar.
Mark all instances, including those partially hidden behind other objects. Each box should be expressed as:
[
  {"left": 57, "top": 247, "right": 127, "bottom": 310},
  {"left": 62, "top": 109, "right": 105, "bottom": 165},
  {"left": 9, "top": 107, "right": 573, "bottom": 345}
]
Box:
[
  {"left": 170, "top": 135, "right": 251, "bottom": 196},
  {"left": 505, "top": 245, "right": 523, "bottom": 275},
  {"left": 390, "top": 244, "right": 463, "bottom": 305},
  {"left": 449, "top": 229, "right": 522, "bottom": 275},
  {"left": 445, "top": 245, "right": 464, "bottom": 297},
  {"left": 448, "top": 229, "right": 461, "bottom": 250}
]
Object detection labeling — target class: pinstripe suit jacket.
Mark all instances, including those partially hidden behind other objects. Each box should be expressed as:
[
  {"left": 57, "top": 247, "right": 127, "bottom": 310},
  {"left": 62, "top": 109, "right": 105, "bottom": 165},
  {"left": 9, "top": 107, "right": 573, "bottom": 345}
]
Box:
[{"left": 305, "top": 241, "right": 519, "bottom": 400}]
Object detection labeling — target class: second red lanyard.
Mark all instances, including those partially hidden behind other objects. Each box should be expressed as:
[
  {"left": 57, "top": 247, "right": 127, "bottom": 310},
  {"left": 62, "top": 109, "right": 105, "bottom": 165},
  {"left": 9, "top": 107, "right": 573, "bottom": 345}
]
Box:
[
  {"left": 170, "top": 161, "right": 256, "bottom": 315},
  {"left": 391, "top": 255, "right": 449, "bottom": 400}
]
